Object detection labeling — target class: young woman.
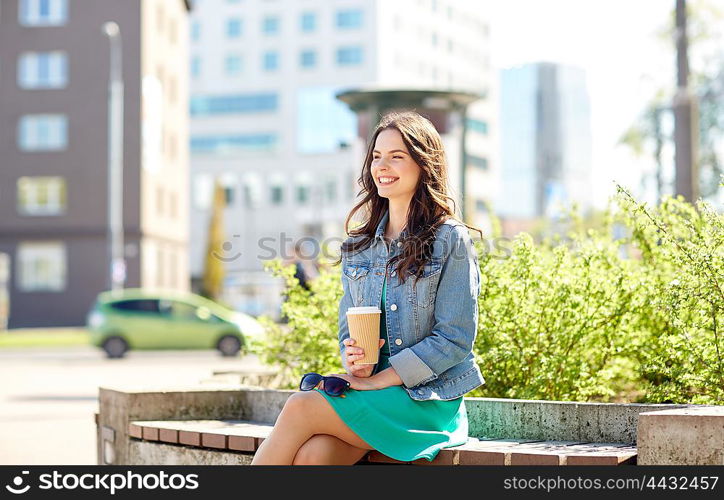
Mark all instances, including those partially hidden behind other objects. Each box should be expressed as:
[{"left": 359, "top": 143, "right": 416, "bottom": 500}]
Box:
[{"left": 251, "top": 110, "right": 485, "bottom": 465}]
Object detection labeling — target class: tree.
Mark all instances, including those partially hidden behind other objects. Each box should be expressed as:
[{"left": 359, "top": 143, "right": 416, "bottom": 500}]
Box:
[
  {"left": 201, "top": 177, "right": 226, "bottom": 300},
  {"left": 620, "top": 0, "right": 724, "bottom": 203}
]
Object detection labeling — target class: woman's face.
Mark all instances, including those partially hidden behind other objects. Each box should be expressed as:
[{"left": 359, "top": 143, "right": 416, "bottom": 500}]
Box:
[{"left": 371, "top": 128, "right": 421, "bottom": 202}]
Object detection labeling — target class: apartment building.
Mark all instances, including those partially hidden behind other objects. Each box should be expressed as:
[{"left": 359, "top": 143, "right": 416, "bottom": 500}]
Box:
[{"left": 0, "top": 0, "right": 191, "bottom": 327}]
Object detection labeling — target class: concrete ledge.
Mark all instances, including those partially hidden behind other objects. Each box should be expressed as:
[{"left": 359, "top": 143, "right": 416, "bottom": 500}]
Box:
[
  {"left": 465, "top": 397, "right": 693, "bottom": 445},
  {"left": 96, "top": 384, "right": 712, "bottom": 465},
  {"left": 637, "top": 406, "right": 724, "bottom": 465}
]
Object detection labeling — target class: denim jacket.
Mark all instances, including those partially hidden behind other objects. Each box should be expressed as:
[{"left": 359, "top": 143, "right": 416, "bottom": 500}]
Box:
[{"left": 338, "top": 209, "right": 485, "bottom": 401}]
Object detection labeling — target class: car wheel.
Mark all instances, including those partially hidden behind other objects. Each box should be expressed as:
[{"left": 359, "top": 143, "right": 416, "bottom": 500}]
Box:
[
  {"left": 217, "top": 335, "right": 241, "bottom": 357},
  {"left": 102, "top": 336, "right": 129, "bottom": 359}
]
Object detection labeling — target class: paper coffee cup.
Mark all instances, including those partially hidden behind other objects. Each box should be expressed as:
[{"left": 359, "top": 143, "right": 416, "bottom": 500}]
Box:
[{"left": 346, "top": 306, "right": 382, "bottom": 365}]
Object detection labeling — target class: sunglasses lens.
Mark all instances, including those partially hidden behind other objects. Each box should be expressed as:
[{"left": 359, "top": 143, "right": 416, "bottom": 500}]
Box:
[
  {"left": 300, "top": 373, "right": 323, "bottom": 391},
  {"left": 323, "top": 377, "right": 349, "bottom": 397}
]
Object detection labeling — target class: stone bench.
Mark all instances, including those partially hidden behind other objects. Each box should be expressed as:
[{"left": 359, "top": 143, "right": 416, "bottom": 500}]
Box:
[
  {"left": 126, "top": 419, "right": 638, "bottom": 465},
  {"left": 96, "top": 384, "right": 717, "bottom": 465}
]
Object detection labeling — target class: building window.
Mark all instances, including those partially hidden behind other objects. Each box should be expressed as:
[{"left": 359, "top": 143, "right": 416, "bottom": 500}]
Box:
[
  {"left": 191, "top": 56, "right": 201, "bottom": 78},
  {"left": 18, "top": 114, "right": 67, "bottom": 151},
  {"left": 226, "top": 18, "right": 242, "bottom": 38},
  {"left": 467, "top": 154, "right": 489, "bottom": 170},
  {"left": 191, "top": 134, "right": 278, "bottom": 154},
  {"left": 193, "top": 173, "right": 213, "bottom": 210},
  {"left": 336, "top": 9, "right": 363, "bottom": 29},
  {"left": 242, "top": 174, "right": 261, "bottom": 209},
  {"left": 262, "top": 15, "right": 279, "bottom": 35},
  {"left": 223, "top": 187, "right": 235, "bottom": 206},
  {"left": 300, "top": 50, "right": 316, "bottom": 69},
  {"left": 300, "top": 11, "right": 316, "bottom": 32},
  {"left": 263, "top": 51, "right": 279, "bottom": 71},
  {"left": 17, "top": 51, "right": 68, "bottom": 89},
  {"left": 325, "top": 177, "right": 337, "bottom": 203},
  {"left": 190, "top": 93, "right": 278, "bottom": 115},
  {"left": 18, "top": 0, "right": 67, "bottom": 26},
  {"left": 296, "top": 185, "right": 309, "bottom": 204},
  {"left": 224, "top": 54, "right": 243, "bottom": 76},
  {"left": 297, "top": 86, "right": 356, "bottom": 154},
  {"left": 270, "top": 185, "right": 283, "bottom": 205},
  {"left": 16, "top": 241, "right": 67, "bottom": 292},
  {"left": 467, "top": 118, "right": 489, "bottom": 135},
  {"left": 336, "top": 46, "right": 363, "bottom": 66},
  {"left": 17, "top": 176, "right": 66, "bottom": 215},
  {"left": 191, "top": 21, "right": 200, "bottom": 42}
]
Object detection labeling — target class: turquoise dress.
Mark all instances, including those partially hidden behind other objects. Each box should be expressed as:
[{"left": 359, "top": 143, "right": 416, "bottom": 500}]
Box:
[{"left": 316, "top": 275, "right": 469, "bottom": 462}]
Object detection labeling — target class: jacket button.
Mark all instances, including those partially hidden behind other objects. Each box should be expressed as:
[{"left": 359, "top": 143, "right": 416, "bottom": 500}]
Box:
[
  {"left": 397, "top": 241, "right": 402, "bottom": 247},
  {"left": 390, "top": 304, "right": 397, "bottom": 311},
  {"left": 395, "top": 339, "right": 402, "bottom": 346}
]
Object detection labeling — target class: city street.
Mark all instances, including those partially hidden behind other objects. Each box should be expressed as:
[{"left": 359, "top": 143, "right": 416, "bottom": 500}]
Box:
[{"left": 0, "top": 347, "right": 269, "bottom": 465}]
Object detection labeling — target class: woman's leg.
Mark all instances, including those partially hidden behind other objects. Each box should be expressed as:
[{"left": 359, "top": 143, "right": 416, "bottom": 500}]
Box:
[
  {"left": 250, "top": 391, "right": 373, "bottom": 465},
  {"left": 292, "top": 435, "right": 370, "bottom": 465}
]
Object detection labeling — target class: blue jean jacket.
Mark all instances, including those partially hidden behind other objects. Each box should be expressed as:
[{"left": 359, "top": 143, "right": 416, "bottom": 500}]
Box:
[{"left": 338, "top": 209, "right": 485, "bottom": 401}]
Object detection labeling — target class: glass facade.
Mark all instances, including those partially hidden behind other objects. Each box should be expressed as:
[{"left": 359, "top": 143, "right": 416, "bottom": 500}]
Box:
[
  {"left": 296, "top": 86, "right": 356, "bottom": 154},
  {"left": 191, "top": 134, "right": 278, "bottom": 154},
  {"left": 190, "top": 93, "right": 277, "bottom": 115}
]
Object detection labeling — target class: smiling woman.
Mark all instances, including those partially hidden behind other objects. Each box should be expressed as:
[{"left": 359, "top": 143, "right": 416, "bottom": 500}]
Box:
[{"left": 251, "top": 111, "right": 485, "bottom": 465}]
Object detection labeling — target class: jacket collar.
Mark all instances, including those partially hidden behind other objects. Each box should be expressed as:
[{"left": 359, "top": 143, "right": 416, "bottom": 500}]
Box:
[{"left": 374, "top": 208, "right": 410, "bottom": 242}]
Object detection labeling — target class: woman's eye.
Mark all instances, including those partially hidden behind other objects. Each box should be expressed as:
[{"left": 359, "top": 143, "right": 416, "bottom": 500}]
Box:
[{"left": 393, "top": 156, "right": 402, "bottom": 159}]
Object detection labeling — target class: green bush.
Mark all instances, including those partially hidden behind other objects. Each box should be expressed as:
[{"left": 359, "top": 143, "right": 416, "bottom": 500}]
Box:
[
  {"left": 254, "top": 187, "right": 724, "bottom": 403},
  {"left": 616, "top": 187, "right": 724, "bottom": 404}
]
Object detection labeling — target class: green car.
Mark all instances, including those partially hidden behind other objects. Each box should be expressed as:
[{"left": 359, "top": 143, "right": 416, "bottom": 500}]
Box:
[{"left": 86, "top": 288, "right": 264, "bottom": 358}]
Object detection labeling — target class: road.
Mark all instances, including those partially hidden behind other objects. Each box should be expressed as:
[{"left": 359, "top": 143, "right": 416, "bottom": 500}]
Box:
[{"left": 0, "top": 346, "right": 269, "bottom": 465}]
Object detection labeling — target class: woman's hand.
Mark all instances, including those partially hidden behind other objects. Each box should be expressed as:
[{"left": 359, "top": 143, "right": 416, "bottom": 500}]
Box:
[
  {"left": 329, "top": 373, "right": 381, "bottom": 391},
  {"left": 342, "top": 338, "right": 385, "bottom": 378}
]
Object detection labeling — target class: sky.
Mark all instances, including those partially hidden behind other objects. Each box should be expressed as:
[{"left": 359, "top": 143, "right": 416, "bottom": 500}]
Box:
[{"left": 486, "top": 0, "right": 675, "bottom": 209}]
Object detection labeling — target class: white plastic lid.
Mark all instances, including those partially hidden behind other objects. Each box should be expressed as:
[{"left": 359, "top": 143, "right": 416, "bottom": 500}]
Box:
[{"left": 346, "top": 306, "right": 381, "bottom": 315}]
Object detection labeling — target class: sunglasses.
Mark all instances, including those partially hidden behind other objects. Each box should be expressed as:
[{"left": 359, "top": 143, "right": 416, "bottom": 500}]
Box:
[{"left": 299, "top": 372, "right": 350, "bottom": 397}]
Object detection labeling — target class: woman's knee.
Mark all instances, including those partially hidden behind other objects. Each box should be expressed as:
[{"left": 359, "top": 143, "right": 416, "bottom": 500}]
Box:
[
  {"left": 280, "top": 391, "right": 321, "bottom": 420},
  {"left": 292, "top": 435, "right": 336, "bottom": 465}
]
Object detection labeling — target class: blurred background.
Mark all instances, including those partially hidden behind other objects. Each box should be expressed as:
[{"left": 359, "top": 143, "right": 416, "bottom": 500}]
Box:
[{"left": 0, "top": 0, "right": 722, "bottom": 464}]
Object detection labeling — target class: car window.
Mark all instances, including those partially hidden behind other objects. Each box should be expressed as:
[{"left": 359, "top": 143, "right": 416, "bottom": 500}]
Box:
[
  {"left": 169, "top": 301, "right": 198, "bottom": 319},
  {"left": 109, "top": 299, "right": 160, "bottom": 313}
]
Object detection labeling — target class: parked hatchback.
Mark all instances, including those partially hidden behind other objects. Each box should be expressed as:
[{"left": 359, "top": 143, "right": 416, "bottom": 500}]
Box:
[{"left": 86, "top": 288, "right": 264, "bottom": 358}]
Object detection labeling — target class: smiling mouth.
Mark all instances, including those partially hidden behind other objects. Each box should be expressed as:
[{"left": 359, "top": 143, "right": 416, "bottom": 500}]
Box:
[{"left": 378, "top": 177, "right": 399, "bottom": 186}]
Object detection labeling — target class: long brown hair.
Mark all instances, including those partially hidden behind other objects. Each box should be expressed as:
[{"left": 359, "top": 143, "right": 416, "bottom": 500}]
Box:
[{"left": 336, "top": 110, "right": 483, "bottom": 286}]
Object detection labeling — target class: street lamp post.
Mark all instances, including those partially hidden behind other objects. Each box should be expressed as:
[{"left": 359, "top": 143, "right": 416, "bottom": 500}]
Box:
[{"left": 103, "top": 22, "right": 126, "bottom": 291}]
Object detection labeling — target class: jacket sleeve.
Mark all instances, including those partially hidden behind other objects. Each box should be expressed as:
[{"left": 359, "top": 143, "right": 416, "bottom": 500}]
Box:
[
  {"left": 337, "top": 253, "right": 354, "bottom": 372},
  {"left": 388, "top": 225, "right": 481, "bottom": 388}
]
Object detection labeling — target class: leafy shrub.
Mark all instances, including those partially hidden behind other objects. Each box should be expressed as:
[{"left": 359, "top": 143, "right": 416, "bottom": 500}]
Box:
[{"left": 253, "top": 186, "right": 724, "bottom": 403}]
